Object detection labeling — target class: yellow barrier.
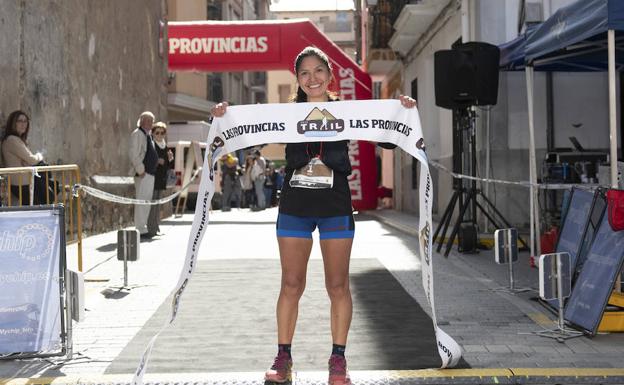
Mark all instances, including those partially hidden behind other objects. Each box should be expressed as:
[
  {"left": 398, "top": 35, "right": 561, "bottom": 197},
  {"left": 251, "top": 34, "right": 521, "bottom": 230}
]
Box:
[{"left": 0, "top": 164, "right": 83, "bottom": 271}]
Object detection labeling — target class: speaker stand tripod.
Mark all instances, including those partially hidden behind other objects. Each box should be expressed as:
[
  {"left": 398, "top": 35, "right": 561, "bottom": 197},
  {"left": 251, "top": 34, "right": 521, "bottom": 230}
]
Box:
[{"left": 433, "top": 107, "right": 528, "bottom": 257}]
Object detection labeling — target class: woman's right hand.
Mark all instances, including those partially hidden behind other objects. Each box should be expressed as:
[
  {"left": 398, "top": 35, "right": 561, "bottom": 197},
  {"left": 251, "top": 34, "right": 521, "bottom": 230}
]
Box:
[{"left": 210, "top": 102, "right": 229, "bottom": 118}]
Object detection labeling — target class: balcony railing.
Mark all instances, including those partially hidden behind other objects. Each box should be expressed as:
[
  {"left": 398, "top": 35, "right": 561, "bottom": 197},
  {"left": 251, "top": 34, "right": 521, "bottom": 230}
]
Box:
[{"left": 369, "top": 0, "right": 411, "bottom": 49}]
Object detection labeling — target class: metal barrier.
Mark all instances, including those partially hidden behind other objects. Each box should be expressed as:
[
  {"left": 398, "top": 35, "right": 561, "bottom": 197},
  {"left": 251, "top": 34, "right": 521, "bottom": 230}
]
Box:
[{"left": 0, "top": 164, "right": 83, "bottom": 271}]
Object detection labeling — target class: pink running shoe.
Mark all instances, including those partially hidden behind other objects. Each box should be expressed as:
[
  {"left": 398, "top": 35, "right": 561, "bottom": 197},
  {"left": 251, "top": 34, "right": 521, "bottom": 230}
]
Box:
[
  {"left": 328, "top": 354, "right": 351, "bottom": 385},
  {"left": 264, "top": 351, "right": 293, "bottom": 383}
]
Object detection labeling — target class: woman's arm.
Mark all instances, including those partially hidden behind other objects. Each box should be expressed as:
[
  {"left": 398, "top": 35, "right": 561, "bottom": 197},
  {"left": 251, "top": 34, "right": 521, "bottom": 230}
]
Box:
[{"left": 6, "top": 136, "right": 43, "bottom": 166}]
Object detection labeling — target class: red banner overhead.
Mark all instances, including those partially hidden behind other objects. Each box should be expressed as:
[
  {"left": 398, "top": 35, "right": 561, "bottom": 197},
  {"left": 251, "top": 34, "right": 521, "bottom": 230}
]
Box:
[
  {"left": 168, "top": 19, "right": 372, "bottom": 101},
  {"left": 168, "top": 19, "right": 377, "bottom": 210}
]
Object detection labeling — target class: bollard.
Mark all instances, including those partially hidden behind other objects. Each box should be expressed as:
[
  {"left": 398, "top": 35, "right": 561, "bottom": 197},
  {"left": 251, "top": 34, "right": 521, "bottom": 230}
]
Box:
[{"left": 117, "top": 229, "right": 140, "bottom": 287}]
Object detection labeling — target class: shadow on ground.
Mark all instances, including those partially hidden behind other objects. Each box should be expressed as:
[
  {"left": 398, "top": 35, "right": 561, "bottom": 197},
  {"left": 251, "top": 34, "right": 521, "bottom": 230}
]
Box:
[{"left": 350, "top": 268, "right": 469, "bottom": 369}]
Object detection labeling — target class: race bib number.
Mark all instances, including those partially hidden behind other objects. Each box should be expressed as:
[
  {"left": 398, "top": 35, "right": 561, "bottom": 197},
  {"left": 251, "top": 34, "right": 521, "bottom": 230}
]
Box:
[{"left": 289, "top": 157, "right": 333, "bottom": 189}]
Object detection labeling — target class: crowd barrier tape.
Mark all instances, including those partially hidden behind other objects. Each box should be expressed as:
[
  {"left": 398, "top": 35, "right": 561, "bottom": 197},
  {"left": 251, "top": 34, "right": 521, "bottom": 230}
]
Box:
[
  {"left": 72, "top": 168, "right": 201, "bottom": 205},
  {"left": 0, "top": 164, "right": 83, "bottom": 270},
  {"left": 428, "top": 160, "right": 599, "bottom": 190}
]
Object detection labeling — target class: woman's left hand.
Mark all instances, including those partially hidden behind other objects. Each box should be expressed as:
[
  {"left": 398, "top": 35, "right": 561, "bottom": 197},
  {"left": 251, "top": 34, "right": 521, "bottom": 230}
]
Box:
[{"left": 399, "top": 95, "right": 417, "bottom": 108}]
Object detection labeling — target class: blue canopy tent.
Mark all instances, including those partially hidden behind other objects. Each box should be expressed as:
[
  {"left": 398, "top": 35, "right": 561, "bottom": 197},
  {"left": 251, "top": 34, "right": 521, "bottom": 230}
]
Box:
[
  {"left": 526, "top": 0, "right": 624, "bottom": 71},
  {"left": 499, "top": 0, "right": 624, "bottom": 257},
  {"left": 499, "top": 24, "right": 539, "bottom": 71}
]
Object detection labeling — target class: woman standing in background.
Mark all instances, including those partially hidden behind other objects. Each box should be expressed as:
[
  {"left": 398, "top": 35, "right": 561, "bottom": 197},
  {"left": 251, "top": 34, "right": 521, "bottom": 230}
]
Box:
[
  {"left": 1, "top": 110, "right": 45, "bottom": 205},
  {"left": 147, "top": 121, "right": 174, "bottom": 236}
]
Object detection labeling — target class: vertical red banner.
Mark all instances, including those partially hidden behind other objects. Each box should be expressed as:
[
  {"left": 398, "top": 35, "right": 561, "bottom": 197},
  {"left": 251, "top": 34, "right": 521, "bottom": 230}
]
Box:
[{"left": 348, "top": 140, "right": 377, "bottom": 211}]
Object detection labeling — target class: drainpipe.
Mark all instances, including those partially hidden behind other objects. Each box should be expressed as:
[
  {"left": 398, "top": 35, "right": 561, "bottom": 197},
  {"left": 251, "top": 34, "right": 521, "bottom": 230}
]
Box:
[
  {"left": 461, "top": 0, "right": 470, "bottom": 43},
  {"left": 354, "top": 0, "right": 362, "bottom": 65}
]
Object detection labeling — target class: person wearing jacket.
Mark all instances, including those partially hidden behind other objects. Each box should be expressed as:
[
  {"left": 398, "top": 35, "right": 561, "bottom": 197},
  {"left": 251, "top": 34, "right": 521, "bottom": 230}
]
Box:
[
  {"left": 210, "top": 46, "right": 416, "bottom": 385},
  {"left": 1, "top": 110, "right": 45, "bottom": 205},
  {"left": 129, "top": 111, "right": 157, "bottom": 239},
  {"left": 147, "top": 121, "right": 174, "bottom": 235}
]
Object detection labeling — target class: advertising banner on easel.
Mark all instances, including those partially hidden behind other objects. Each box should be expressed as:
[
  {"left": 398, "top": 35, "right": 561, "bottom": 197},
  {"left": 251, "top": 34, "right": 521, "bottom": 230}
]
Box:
[{"left": 0, "top": 205, "right": 67, "bottom": 358}]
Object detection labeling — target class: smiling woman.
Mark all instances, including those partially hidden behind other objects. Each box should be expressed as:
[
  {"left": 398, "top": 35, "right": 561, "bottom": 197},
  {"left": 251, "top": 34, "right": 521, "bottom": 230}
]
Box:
[{"left": 209, "top": 45, "right": 417, "bottom": 385}]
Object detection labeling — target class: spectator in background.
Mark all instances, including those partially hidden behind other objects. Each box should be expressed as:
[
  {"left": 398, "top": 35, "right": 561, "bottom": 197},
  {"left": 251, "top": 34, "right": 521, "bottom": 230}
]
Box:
[
  {"left": 148, "top": 121, "right": 174, "bottom": 236},
  {"left": 241, "top": 154, "right": 256, "bottom": 209},
  {"left": 220, "top": 153, "right": 241, "bottom": 211},
  {"left": 275, "top": 165, "right": 285, "bottom": 202},
  {"left": 264, "top": 162, "right": 278, "bottom": 207},
  {"left": 1, "top": 110, "right": 44, "bottom": 205},
  {"left": 129, "top": 111, "right": 157, "bottom": 240},
  {"left": 251, "top": 149, "right": 266, "bottom": 211}
]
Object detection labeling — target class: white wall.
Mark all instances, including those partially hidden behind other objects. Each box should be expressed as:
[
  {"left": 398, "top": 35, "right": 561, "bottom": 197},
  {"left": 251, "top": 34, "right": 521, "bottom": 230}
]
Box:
[
  {"left": 552, "top": 72, "right": 611, "bottom": 149},
  {"left": 403, "top": 15, "right": 462, "bottom": 161},
  {"left": 395, "top": 0, "right": 620, "bottom": 224}
]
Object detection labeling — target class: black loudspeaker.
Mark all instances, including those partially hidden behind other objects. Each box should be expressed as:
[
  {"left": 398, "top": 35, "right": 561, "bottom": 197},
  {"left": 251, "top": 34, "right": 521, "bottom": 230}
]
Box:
[{"left": 434, "top": 42, "right": 500, "bottom": 109}]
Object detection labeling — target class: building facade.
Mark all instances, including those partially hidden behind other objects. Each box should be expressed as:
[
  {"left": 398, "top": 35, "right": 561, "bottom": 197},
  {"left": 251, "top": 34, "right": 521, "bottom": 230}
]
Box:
[
  {"left": 363, "top": 0, "right": 619, "bottom": 233},
  {"left": 167, "top": 0, "right": 271, "bottom": 121}
]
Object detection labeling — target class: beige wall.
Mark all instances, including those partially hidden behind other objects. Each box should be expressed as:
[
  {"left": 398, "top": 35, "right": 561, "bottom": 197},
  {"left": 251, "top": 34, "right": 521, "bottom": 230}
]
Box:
[
  {"left": 170, "top": 73, "right": 207, "bottom": 100},
  {"left": 274, "top": 10, "right": 356, "bottom": 59},
  {"left": 167, "top": 0, "right": 208, "bottom": 100},
  {"left": 267, "top": 70, "right": 296, "bottom": 103}
]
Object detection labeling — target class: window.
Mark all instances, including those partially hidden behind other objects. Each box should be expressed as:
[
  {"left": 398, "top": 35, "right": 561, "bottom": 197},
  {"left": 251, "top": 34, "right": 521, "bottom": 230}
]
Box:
[
  {"left": 231, "top": 74, "right": 242, "bottom": 104},
  {"left": 207, "top": 1, "right": 222, "bottom": 20},
  {"left": 373, "top": 81, "right": 382, "bottom": 99},
  {"left": 207, "top": 74, "right": 223, "bottom": 102}
]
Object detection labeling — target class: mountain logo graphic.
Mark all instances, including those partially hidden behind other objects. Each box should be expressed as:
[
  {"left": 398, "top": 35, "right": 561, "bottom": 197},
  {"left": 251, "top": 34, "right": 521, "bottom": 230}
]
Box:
[{"left": 297, "top": 108, "right": 345, "bottom": 137}]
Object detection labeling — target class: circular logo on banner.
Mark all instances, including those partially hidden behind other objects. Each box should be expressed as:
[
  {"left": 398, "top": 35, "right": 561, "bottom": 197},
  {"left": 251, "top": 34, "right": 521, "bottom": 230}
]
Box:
[{"left": 16, "top": 224, "right": 54, "bottom": 261}]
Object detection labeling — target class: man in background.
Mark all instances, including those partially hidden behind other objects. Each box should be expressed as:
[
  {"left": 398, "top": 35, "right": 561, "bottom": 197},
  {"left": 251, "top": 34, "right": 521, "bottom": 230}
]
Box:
[{"left": 129, "top": 111, "right": 158, "bottom": 239}]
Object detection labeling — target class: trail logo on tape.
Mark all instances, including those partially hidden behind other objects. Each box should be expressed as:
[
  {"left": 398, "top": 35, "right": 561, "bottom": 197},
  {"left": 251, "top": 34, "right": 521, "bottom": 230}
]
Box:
[{"left": 297, "top": 108, "right": 345, "bottom": 137}]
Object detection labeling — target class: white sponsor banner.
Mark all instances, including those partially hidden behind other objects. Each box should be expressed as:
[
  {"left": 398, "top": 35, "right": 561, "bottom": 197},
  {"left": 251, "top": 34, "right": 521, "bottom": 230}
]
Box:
[
  {"left": 132, "top": 99, "right": 461, "bottom": 384},
  {"left": 0, "top": 208, "right": 63, "bottom": 356}
]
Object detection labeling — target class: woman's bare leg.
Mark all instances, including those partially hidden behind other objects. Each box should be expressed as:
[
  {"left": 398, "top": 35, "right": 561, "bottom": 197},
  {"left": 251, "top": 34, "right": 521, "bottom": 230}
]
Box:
[
  {"left": 276, "top": 236, "right": 313, "bottom": 343},
  {"left": 320, "top": 238, "right": 354, "bottom": 345}
]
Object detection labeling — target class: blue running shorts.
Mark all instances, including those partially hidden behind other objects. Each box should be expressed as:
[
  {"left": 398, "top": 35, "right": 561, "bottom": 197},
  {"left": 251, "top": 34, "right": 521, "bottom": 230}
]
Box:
[{"left": 276, "top": 213, "right": 355, "bottom": 240}]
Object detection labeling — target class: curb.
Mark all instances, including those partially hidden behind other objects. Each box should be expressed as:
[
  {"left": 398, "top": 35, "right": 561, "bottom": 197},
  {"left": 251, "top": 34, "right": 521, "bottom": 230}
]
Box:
[{"left": 2, "top": 369, "right": 624, "bottom": 385}]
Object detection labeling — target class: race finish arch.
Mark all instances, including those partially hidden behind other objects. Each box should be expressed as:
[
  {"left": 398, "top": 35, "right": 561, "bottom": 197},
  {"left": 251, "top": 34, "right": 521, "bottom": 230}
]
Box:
[{"left": 168, "top": 19, "right": 377, "bottom": 210}]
